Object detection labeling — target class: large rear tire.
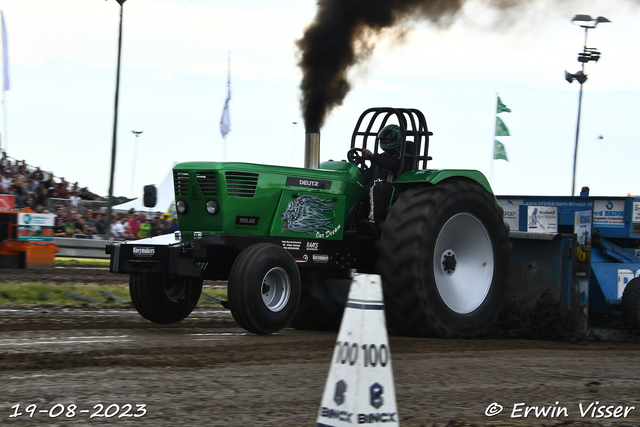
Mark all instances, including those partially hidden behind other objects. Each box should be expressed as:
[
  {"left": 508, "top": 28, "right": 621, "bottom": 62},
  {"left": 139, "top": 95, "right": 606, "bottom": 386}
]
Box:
[
  {"left": 378, "top": 179, "right": 510, "bottom": 338},
  {"left": 228, "top": 243, "right": 301, "bottom": 334},
  {"left": 622, "top": 277, "right": 640, "bottom": 332},
  {"left": 129, "top": 273, "right": 203, "bottom": 324}
]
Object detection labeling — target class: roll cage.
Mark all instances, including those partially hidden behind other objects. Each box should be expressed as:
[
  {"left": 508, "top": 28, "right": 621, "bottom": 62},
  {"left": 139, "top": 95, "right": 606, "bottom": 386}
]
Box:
[{"left": 350, "top": 107, "right": 433, "bottom": 174}]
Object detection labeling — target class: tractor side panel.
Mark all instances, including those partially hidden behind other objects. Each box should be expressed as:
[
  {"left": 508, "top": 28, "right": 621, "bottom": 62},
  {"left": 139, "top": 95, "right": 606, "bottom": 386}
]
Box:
[
  {"left": 173, "top": 161, "right": 363, "bottom": 241},
  {"left": 173, "top": 162, "right": 361, "bottom": 240}
]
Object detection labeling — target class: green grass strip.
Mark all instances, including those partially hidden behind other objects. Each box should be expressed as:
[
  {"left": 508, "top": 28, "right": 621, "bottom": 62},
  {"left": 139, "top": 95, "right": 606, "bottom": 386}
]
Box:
[
  {"left": 55, "top": 258, "right": 110, "bottom": 267},
  {"left": 0, "top": 283, "right": 227, "bottom": 306}
]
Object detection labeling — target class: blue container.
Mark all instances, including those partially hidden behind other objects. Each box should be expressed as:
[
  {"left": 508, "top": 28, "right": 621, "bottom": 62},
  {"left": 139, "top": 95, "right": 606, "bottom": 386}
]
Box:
[{"left": 499, "top": 194, "right": 640, "bottom": 328}]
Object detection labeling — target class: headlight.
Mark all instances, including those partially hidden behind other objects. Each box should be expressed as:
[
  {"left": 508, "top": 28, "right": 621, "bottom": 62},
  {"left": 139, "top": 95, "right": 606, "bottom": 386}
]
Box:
[
  {"left": 205, "top": 200, "right": 219, "bottom": 215},
  {"left": 176, "top": 199, "right": 188, "bottom": 215}
]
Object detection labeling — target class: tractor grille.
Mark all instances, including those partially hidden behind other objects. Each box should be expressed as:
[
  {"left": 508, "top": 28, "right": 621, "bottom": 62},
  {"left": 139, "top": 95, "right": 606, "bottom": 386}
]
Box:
[
  {"left": 196, "top": 172, "right": 218, "bottom": 197},
  {"left": 173, "top": 171, "right": 189, "bottom": 197},
  {"left": 225, "top": 171, "right": 259, "bottom": 198}
]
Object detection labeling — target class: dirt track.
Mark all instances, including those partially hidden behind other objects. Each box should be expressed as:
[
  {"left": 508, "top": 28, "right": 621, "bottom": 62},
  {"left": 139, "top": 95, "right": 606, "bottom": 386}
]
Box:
[
  {"left": 0, "top": 266, "right": 129, "bottom": 284},
  {"left": 1, "top": 268, "right": 640, "bottom": 426}
]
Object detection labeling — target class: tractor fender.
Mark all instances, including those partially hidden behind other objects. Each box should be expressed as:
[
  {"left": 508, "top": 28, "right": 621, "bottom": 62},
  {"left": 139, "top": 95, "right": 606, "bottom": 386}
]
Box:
[{"left": 393, "top": 169, "right": 495, "bottom": 196}]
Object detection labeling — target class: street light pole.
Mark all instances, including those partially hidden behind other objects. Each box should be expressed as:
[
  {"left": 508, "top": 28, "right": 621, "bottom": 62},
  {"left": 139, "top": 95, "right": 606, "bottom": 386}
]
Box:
[
  {"left": 565, "top": 14, "right": 610, "bottom": 196},
  {"left": 105, "top": 0, "right": 126, "bottom": 239},
  {"left": 572, "top": 75, "right": 585, "bottom": 198}
]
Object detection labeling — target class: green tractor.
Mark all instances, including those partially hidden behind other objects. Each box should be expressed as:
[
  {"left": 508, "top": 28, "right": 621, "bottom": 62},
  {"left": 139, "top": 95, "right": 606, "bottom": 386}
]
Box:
[{"left": 107, "top": 107, "right": 510, "bottom": 338}]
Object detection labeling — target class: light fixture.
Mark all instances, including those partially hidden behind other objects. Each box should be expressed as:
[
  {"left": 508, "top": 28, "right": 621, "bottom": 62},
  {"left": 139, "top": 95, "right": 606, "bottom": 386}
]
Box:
[
  {"left": 176, "top": 199, "right": 188, "bottom": 215},
  {"left": 571, "top": 14, "right": 611, "bottom": 29},
  {"left": 565, "top": 70, "right": 588, "bottom": 84},
  {"left": 205, "top": 200, "right": 219, "bottom": 215}
]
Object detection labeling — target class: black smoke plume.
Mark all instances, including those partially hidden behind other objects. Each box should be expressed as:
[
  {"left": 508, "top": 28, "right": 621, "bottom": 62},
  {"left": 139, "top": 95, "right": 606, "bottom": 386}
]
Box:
[
  {"left": 296, "top": 0, "right": 639, "bottom": 132},
  {"left": 297, "top": 0, "right": 468, "bottom": 132}
]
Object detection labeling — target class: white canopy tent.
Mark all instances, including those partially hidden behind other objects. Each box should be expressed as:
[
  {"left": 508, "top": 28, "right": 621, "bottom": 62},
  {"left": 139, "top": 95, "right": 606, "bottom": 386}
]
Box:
[{"left": 112, "top": 164, "right": 175, "bottom": 216}]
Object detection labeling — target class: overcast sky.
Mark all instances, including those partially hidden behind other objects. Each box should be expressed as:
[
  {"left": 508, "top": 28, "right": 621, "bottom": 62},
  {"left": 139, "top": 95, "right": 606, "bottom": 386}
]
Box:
[{"left": 0, "top": 0, "right": 639, "bottom": 199}]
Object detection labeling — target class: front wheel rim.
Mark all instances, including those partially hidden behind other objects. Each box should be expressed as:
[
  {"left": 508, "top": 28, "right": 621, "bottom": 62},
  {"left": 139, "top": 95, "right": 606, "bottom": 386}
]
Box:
[
  {"left": 261, "top": 267, "right": 291, "bottom": 312},
  {"left": 433, "top": 213, "right": 494, "bottom": 314}
]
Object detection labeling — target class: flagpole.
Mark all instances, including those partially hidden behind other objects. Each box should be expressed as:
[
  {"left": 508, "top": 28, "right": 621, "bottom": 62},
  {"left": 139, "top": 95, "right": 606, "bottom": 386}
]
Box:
[
  {"left": 1, "top": 11, "right": 9, "bottom": 154},
  {"left": 224, "top": 52, "right": 230, "bottom": 161},
  {"left": 220, "top": 51, "right": 231, "bottom": 160},
  {"left": 223, "top": 135, "right": 227, "bottom": 161},
  {"left": 2, "top": 90, "right": 6, "bottom": 153}
]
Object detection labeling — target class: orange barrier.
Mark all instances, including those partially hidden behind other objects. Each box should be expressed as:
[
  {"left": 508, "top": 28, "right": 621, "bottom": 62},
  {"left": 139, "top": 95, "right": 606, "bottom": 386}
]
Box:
[{"left": 0, "top": 209, "right": 59, "bottom": 269}]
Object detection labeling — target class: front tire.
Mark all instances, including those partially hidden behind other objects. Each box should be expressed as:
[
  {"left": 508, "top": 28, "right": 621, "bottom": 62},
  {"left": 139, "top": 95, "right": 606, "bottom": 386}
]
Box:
[
  {"left": 129, "top": 273, "right": 203, "bottom": 324},
  {"left": 378, "top": 179, "right": 510, "bottom": 338},
  {"left": 228, "top": 243, "right": 301, "bottom": 334}
]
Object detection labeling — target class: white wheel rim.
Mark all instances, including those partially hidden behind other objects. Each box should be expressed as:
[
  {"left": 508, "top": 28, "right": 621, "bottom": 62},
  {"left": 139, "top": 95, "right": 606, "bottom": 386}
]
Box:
[
  {"left": 433, "top": 213, "right": 494, "bottom": 314},
  {"left": 261, "top": 267, "right": 291, "bottom": 312}
]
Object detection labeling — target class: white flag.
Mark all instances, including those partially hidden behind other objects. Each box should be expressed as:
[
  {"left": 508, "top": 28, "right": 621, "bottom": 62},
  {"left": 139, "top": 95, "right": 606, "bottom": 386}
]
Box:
[
  {"left": 220, "top": 56, "right": 231, "bottom": 138},
  {"left": 220, "top": 97, "right": 230, "bottom": 138},
  {"left": 1, "top": 11, "right": 9, "bottom": 92}
]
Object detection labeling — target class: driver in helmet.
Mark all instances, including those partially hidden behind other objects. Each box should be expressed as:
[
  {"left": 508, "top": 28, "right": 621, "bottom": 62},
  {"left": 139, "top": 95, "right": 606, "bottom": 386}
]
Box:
[
  {"left": 358, "top": 124, "right": 408, "bottom": 231},
  {"left": 361, "top": 124, "right": 404, "bottom": 182}
]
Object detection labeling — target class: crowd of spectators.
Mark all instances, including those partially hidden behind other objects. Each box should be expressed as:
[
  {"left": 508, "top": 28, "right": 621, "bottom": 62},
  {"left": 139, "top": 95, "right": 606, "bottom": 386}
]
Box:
[
  {"left": 106, "top": 209, "right": 179, "bottom": 240},
  {"left": 53, "top": 208, "right": 178, "bottom": 240},
  {"left": 52, "top": 208, "right": 108, "bottom": 238},
  {"left": 52, "top": 208, "right": 178, "bottom": 240},
  {"left": 1, "top": 151, "right": 179, "bottom": 240},
  {"left": 0, "top": 151, "right": 101, "bottom": 210}
]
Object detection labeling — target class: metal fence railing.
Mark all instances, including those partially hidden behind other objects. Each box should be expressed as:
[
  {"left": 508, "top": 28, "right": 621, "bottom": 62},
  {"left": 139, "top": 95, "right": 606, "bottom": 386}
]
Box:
[{"left": 46, "top": 198, "right": 108, "bottom": 216}]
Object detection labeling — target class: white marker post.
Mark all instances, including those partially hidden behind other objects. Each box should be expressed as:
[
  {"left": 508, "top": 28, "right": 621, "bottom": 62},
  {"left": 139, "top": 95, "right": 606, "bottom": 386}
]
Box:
[{"left": 316, "top": 274, "right": 399, "bottom": 427}]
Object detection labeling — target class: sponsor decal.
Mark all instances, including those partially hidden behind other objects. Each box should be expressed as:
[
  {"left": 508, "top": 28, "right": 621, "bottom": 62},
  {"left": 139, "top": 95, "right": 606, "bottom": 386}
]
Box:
[
  {"left": 17, "top": 213, "right": 55, "bottom": 242},
  {"left": 133, "top": 247, "right": 155, "bottom": 257},
  {"left": 306, "top": 241, "right": 319, "bottom": 251},
  {"left": 633, "top": 202, "right": 640, "bottom": 221},
  {"left": 286, "top": 176, "right": 331, "bottom": 190},
  {"left": 527, "top": 206, "right": 557, "bottom": 233},
  {"left": 313, "top": 254, "right": 330, "bottom": 263},
  {"left": 282, "top": 240, "right": 302, "bottom": 251},
  {"left": 594, "top": 200, "right": 625, "bottom": 228},
  {"left": 295, "top": 254, "right": 309, "bottom": 263},
  {"left": 18, "top": 213, "right": 55, "bottom": 227},
  {"left": 319, "top": 407, "right": 353, "bottom": 423}
]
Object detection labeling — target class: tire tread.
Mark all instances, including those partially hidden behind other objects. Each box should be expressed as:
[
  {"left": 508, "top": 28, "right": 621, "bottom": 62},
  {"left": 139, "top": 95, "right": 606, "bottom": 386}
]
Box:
[{"left": 378, "top": 179, "right": 510, "bottom": 338}]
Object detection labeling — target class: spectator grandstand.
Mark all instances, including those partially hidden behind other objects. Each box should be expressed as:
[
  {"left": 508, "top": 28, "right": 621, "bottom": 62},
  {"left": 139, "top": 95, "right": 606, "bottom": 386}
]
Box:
[{"left": 0, "top": 151, "right": 174, "bottom": 240}]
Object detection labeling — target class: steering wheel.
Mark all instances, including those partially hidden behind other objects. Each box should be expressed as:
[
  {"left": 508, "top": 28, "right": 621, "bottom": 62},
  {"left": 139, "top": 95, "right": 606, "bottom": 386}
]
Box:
[{"left": 347, "top": 147, "right": 370, "bottom": 171}]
